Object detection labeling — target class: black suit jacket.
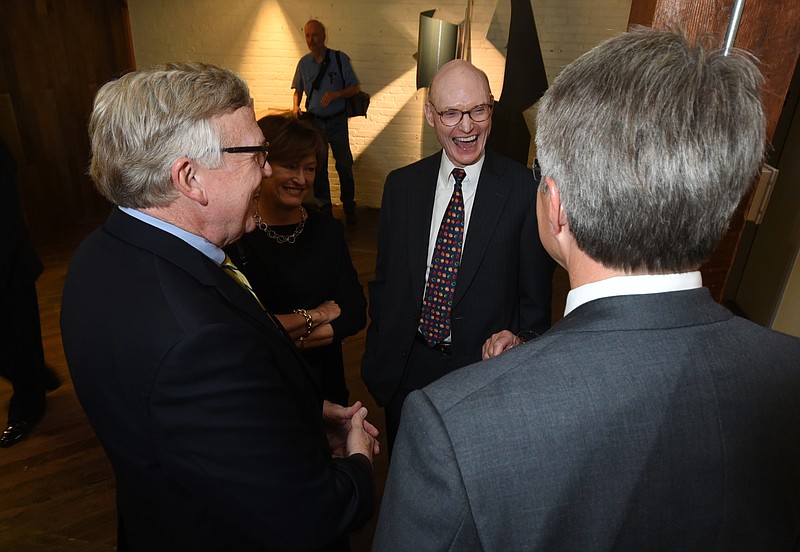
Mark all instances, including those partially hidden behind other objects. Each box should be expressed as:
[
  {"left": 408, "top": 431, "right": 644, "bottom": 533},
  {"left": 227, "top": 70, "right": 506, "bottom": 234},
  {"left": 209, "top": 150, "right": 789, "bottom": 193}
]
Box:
[
  {"left": 61, "top": 208, "right": 374, "bottom": 552},
  {"left": 375, "top": 289, "right": 800, "bottom": 550},
  {"left": 361, "top": 149, "right": 554, "bottom": 405}
]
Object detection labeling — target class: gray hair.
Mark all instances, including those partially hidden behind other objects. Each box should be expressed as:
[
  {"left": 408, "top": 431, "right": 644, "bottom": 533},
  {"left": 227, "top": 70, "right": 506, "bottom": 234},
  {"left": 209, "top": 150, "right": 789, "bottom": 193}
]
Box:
[
  {"left": 535, "top": 26, "right": 766, "bottom": 273},
  {"left": 88, "top": 62, "right": 252, "bottom": 208}
]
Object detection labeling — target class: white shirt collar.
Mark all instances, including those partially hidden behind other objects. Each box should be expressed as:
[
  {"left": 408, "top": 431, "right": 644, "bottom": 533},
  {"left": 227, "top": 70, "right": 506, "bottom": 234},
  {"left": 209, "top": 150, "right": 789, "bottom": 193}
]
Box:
[
  {"left": 438, "top": 152, "right": 485, "bottom": 191},
  {"left": 564, "top": 271, "right": 703, "bottom": 316}
]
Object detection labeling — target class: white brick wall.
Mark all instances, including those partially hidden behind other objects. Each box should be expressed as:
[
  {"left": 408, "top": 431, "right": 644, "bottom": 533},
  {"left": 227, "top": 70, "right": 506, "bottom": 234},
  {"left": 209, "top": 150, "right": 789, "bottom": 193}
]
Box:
[{"left": 128, "top": 0, "right": 631, "bottom": 208}]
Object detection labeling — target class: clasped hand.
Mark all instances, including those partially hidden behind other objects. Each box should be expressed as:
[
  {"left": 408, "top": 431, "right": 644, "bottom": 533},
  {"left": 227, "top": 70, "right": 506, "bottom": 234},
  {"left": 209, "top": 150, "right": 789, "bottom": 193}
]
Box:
[{"left": 323, "top": 400, "right": 380, "bottom": 463}]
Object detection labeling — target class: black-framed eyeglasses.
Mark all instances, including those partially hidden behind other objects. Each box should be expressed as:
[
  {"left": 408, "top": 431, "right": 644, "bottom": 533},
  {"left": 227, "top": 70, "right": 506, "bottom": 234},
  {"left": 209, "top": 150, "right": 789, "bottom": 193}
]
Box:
[
  {"left": 532, "top": 158, "right": 542, "bottom": 185},
  {"left": 220, "top": 144, "right": 269, "bottom": 168},
  {"left": 429, "top": 102, "right": 494, "bottom": 127}
]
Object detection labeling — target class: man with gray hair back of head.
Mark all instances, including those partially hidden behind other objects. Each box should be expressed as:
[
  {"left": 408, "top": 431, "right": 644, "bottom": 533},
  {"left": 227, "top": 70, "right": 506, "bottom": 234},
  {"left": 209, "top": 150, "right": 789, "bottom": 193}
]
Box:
[
  {"left": 375, "top": 26, "right": 800, "bottom": 551},
  {"left": 535, "top": 26, "right": 765, "bottom": 274},
  {"left": 62, "top": 61, "right": 379, "bottom": 552}
]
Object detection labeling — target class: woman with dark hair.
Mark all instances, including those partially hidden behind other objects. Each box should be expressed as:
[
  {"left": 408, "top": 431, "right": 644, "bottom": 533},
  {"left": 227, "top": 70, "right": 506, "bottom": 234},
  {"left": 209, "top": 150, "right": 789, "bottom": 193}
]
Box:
[{"left": 225, "top": 114, "right": 366, "bottom": 406}]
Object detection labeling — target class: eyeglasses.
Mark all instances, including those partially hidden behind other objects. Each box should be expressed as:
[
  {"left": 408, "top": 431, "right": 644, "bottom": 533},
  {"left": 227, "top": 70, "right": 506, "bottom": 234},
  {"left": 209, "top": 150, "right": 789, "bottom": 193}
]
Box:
[
  {"left": 532, "top": 158, "right": 542, "bottom": 185},
  {"left": 220, "top": 144, "right": 269, "bottom": 168},
  {"left": 429, "top": 102, "right": 494, "bottom": 127}
]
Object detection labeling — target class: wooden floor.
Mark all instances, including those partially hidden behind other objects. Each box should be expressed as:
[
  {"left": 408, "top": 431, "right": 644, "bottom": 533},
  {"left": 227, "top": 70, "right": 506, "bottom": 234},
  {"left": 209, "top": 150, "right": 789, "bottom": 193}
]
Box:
[{"left": 0, "top": 205, "right": 568, "bottom": 551}]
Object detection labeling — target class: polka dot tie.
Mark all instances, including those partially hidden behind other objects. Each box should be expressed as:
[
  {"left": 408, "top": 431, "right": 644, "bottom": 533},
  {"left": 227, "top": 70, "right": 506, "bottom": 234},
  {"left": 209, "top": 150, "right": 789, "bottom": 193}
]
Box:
[{"left": 419, "top": 168, "right": 466, "bottom": 347}]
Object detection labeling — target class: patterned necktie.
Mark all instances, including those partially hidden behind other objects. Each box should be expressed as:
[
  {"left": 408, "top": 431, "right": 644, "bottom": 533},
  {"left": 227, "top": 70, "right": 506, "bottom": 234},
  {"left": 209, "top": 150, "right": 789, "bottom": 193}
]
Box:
[
  {"left": 221, "top": 254, "right": 265, "bottom": 310},
  {"left": 419, "top": 168, "right": 466, "bottom": 346}
]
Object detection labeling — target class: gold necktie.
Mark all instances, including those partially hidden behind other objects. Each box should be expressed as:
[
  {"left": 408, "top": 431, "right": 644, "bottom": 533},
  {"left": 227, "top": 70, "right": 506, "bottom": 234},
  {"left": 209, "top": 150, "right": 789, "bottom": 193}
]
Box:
[{"left": 221, "top": 254, "right": 265, "bottom": 310}]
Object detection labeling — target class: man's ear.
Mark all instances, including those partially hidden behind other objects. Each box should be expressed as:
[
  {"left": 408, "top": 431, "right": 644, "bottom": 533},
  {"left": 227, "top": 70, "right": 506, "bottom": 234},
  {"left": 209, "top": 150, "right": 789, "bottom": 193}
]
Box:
[
  {"left": 544, "top": 177, "right": 567, "bottom": 230},
  {"left": 423, "top": 101, "right": 436, "bottom": 128},
  {"left": 171, "top": 158, "right": 209, "bottom": 206}
]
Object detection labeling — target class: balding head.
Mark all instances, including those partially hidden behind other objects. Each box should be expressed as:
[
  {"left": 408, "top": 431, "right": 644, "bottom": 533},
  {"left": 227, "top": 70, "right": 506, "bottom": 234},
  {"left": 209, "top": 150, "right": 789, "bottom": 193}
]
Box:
[
  {"left": 428, "top": 60, "right": 492, "bottom": 108},
  {"left": 425, "top": 59, "right": 494, "bottom": 168}
]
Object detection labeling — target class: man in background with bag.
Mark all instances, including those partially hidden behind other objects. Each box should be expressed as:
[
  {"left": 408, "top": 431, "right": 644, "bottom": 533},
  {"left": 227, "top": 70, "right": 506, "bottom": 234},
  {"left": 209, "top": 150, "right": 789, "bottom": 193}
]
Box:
[{"left": 292, "top": 18, "right": 362, "bottom": 224}]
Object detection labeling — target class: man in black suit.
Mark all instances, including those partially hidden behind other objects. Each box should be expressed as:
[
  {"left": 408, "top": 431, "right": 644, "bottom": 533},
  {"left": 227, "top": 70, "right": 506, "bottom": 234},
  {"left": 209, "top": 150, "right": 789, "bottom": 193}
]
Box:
[
  {"left": 60, "top": 62, "right": 379, "bottom": 551},
  {"left": 374, "top": 27, "right": 800, "bottom": 550},
  {"left": 0, "top": 136, "right": 60, "bottom": 448},
  {"left": 361, "top": 59, "right": 555, "bottom": 453}
]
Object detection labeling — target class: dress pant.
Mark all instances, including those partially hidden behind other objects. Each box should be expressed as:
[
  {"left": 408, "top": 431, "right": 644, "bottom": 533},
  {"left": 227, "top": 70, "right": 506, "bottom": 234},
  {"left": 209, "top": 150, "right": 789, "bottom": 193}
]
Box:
[
  {"left": 0, "top": 277, "right": 47, "bottom": 423},
  {"left": 384, "top": 333, "right": 455, "bottom": 457},
  {"left": 308, "top": 112, "right": 356, "bottom": 214}
]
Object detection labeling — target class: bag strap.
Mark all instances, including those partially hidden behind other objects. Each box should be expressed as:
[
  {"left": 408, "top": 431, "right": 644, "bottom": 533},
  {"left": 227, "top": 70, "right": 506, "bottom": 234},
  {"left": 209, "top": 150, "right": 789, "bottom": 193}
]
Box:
[
  {"left": 306, "top": 49, "right": 331, "bottom": 108},
  {"left": 335, "top": 50, "right": 345, "bottom": 87}
]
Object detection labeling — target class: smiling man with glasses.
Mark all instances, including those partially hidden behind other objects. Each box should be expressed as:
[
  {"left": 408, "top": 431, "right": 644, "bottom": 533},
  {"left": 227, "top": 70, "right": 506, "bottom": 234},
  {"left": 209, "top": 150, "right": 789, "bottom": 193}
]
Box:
[
  {"left": 361, "top": 59, "right": 555, "bottom": 456},
  {"left": 60, "top": 61, "right": 379, "bottom": 551},
  {"left": 375, "top": 27, "right": 800, "bottom": 551}
]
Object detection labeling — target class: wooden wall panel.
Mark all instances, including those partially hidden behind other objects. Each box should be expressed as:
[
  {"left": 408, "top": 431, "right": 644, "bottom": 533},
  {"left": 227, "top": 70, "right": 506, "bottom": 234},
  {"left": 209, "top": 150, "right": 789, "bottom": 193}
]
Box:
[
  {"left": 629, "top": 0, "right": 800, "bottom": 301},
  {"left": 0, "top": 0, "right": 134, "bottom": 243}
]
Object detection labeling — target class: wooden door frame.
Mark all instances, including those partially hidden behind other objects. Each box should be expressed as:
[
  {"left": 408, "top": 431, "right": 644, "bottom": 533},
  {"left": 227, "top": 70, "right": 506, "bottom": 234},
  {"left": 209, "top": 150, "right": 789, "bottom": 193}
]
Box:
[{"left": 628, "top": 0, "right": 800, "bottom": 302}]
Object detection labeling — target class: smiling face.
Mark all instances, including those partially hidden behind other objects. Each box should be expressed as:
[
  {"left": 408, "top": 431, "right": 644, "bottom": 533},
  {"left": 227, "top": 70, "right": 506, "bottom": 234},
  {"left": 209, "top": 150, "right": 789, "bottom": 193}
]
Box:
[
  {"left": 425, "top": 60, "right": 493, "bottom": 168},
  {"left": 261, "top": 154, "right": 316, "bottom": 211},
  {"left": 207, "top": 106, "right": 270, "bottom": 245}
]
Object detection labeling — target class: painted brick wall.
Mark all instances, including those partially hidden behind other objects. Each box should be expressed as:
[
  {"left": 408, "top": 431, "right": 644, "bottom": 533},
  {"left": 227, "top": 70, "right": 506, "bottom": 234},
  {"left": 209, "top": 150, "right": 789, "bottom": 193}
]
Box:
[{"left": 128, "top": 0, "right": 631, "bottom": 208}]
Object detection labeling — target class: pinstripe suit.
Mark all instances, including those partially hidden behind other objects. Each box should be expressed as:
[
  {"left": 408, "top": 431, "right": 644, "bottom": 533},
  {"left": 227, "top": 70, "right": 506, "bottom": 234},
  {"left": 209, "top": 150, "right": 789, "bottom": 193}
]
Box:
[{"left": 361, "top": 149, "right": 554, "bottom": 446}]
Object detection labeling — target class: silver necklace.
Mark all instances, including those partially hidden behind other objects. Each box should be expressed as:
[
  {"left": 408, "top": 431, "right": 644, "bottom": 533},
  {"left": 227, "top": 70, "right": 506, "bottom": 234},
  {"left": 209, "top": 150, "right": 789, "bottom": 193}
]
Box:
[{"left": 254, "top": 206, "right": 307, "bottom": 244}]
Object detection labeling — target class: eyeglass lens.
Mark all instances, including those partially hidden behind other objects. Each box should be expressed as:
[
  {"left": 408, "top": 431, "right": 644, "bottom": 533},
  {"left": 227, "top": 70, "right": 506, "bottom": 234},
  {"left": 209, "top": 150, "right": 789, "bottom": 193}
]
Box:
[{"left": 439, "top": 104, "right": 493, "bottom": 126}]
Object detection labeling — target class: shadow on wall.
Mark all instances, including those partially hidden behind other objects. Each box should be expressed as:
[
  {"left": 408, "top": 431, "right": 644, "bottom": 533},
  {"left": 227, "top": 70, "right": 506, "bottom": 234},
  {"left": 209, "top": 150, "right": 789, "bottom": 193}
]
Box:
[{"left": 350, "top": 95, "right": 439, "bottom": 207}]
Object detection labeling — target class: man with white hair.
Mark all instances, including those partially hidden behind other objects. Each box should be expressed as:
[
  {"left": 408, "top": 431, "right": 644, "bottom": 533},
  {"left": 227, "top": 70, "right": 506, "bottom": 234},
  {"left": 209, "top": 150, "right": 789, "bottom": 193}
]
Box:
[{"left": 62, "top": 62, "right": 379, "bottom": 552}]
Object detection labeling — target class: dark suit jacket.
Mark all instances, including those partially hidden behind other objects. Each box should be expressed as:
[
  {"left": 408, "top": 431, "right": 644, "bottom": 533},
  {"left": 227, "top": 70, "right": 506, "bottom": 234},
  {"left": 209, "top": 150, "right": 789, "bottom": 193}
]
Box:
[
  {"left": 361, "top": 149, "right": 554, "bottom": 405},
  {"left": 60, "top": 208, "right": 374, "bottom": 552},
  {"left": 374, "top": 288, "right": 800, "bottom": 550}
]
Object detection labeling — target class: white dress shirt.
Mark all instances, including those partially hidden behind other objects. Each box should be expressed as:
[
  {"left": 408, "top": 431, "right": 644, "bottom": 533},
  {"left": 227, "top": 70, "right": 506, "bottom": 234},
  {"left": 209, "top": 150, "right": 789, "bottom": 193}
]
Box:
[
  {"left": 425, "top": 152, "right": 484, "bottom": 276},
  {"left": 420, "top": 153, "right": 485, "bottom": 341}
]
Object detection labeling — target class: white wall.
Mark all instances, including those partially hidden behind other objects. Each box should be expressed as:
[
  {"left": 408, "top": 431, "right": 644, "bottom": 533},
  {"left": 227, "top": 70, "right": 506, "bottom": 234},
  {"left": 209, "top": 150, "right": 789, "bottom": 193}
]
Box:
[{"left": 128, "top": 0, "right": 631, "bottom": 208}]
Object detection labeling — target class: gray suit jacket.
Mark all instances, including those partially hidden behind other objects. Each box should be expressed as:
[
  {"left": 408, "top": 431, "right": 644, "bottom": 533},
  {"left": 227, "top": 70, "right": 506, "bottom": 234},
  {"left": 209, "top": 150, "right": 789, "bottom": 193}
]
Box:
[
  {"left": 361, "top": 149, "right": 554, "bottom": 405},
  {"left": 374, "top": 288, "right": 800, "bottom": 551}
]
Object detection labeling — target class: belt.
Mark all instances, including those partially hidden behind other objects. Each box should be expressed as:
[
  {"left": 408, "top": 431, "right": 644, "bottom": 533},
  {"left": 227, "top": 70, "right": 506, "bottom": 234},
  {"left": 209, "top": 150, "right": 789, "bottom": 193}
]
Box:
[
  {"left": 415, "top": 332, "right": 452, "bottom": 355},
  {"left": 307, "top": 110, "right": 345, "bottom": 121}
]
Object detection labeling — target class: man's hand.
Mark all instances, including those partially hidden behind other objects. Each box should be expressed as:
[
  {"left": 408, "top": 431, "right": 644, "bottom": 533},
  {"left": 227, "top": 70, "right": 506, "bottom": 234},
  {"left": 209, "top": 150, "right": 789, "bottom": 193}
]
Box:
[
  {"left": 320, "top": 91, "right": 337, "bottom": 108},
  {"left": 323, "top": 400, "right": 380, "bottom": 463},
  {"left": 481, "top": 330, "right": 522, "bottom": 359}
]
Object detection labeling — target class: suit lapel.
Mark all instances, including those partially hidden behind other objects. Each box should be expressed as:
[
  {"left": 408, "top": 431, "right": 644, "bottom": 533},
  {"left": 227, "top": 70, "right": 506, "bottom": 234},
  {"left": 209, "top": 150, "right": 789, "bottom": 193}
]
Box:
[
  {"left": 408, "top": 154, "right": 440, "bottom": 304},
  {"left": 104, "top": 208, "right": 308, "bottom": 360},
  {"left": 454, "top": 150, "right": 509, "bottom": 304},
  {"left": 108, "top": 209, "right": 325, "bottom": 403}
]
